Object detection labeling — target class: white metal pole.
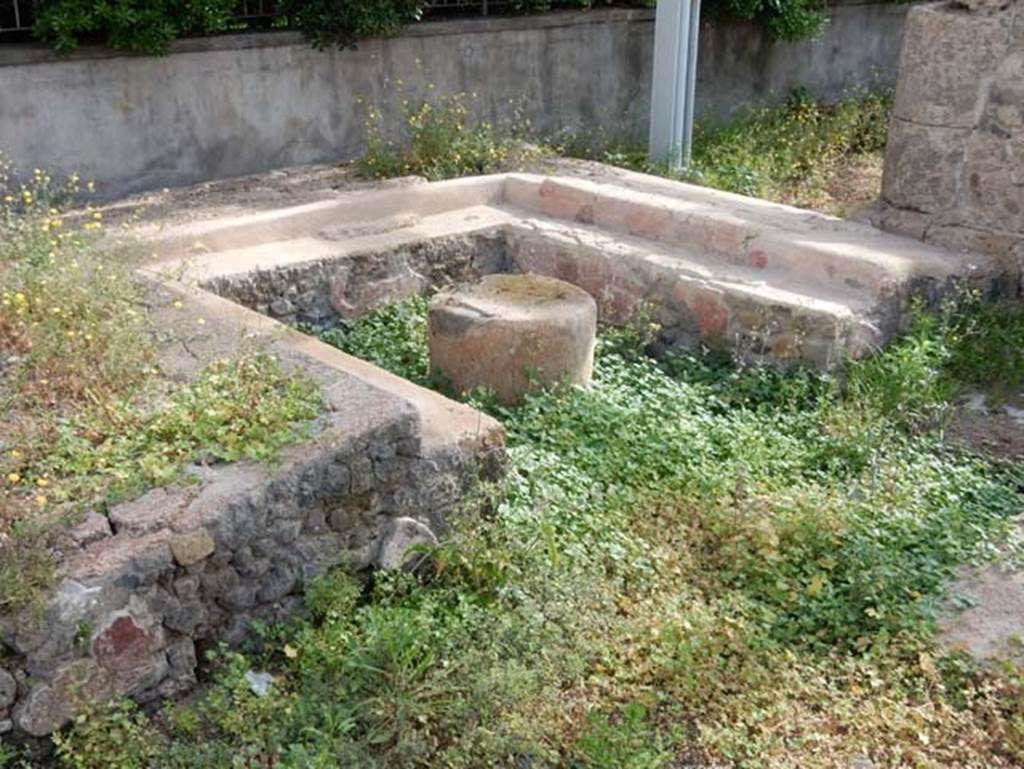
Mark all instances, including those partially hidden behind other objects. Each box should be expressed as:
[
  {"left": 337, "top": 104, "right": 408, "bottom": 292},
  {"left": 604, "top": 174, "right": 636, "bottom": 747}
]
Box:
[
  {"left": 681, "top": 0, "right": 701, "bottom": 167},
  {"left": 649, "top": 0, "right": 702, "bottom": 171}
]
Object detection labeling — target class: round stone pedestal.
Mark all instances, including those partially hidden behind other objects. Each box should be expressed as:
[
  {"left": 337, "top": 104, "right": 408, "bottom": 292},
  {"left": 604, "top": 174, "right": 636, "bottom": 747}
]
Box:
[{"left": 428, "top": 274, "right": 597, "bottom": 404}]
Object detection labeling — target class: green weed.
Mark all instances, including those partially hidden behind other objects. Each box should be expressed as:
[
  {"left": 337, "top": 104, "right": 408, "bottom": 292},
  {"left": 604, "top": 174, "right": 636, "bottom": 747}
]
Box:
[
  {"left": 943, "top": 293, "right": 1024, "bottom": 395},
  {"left": 307, "top": 296, "right": 432, "bottom": 386},
  {"left": 549, "top": 88, "right": 892, "bottom": 216},
  {"left": 359, "top": 91, "right": 539, "bottom": 182},
  {"left": 53, "top": 700, "right": 161, "bottom": 769},
  {"left": 357, "top": 86, "right": 891, "bottom": 217}
]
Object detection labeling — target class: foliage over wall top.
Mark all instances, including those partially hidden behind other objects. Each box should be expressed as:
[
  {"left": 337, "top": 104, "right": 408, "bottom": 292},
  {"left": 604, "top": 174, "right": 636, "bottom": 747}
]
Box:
[{"left": 24, "top": 0, "right": 839, "bottom": 57}]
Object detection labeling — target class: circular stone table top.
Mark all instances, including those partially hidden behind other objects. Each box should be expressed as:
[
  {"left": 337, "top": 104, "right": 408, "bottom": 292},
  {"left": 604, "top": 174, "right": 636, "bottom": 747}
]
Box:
[
  {"left": 431, "top": 273, "right": 594, "bottom": 323},
  {"left": 428, "top": 273, "right": 597, "bottom": 404}
]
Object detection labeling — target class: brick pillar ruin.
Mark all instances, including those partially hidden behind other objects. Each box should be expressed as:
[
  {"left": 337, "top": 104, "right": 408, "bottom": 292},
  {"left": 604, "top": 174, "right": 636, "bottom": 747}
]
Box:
[{"left": 879, "top": 0, "right": 1024, "bottom": 288}]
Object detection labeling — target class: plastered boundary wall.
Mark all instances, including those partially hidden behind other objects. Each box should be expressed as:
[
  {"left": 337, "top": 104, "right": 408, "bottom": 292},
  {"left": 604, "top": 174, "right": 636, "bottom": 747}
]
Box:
[{"left": 0, "top": 2, "right": 910, "bottom": 197}]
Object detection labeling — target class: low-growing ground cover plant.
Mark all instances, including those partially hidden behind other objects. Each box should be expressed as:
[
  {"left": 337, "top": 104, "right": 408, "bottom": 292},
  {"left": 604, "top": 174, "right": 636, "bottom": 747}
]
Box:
[
  {"left": 0, "top": 159, "right": 322, "bottom": 611},
  {"left": 34, "top": 293, "right": 1024, "bottom": 768}
]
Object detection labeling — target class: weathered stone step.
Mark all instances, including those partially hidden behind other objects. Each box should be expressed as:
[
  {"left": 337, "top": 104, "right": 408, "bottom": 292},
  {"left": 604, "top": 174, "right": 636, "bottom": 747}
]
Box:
[
  {"left": 146, "top": 175, "right": 508, "bottom": 261},
  {"left": 502, "top": 173, "right": 989, "bottom": 304},
  {"left": 504, "top": 218, "right": 881, "bottom": 367},
  {"left": 151, "top": 204, "right": 517, "bottom": 283},
  {"left": 509, "top": 214, "right": 878, "bottom": 310}
]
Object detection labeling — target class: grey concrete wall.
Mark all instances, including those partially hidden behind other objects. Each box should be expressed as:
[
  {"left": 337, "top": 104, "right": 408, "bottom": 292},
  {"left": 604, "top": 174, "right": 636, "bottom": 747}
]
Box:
[
  {"left": 0, "top": 3, "right": 911, "bottom": 198},
  {"left": 698, "top": 0, "right": 911, "bottom": 119}
]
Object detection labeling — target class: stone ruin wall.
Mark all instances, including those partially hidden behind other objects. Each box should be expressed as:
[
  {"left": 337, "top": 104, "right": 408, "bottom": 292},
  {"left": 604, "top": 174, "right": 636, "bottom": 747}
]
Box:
[
  {"left": 0, "top": 398, "right": 494, "bottom": 738},
  {"left": 0, "top": 274, "right": 505, "bottom": 740},
  {"left": 206, "top": 232, "right": 512, "bottom": 327},
  {"left": 879, "top": 0, "right": 1024, "bottom": 292}
]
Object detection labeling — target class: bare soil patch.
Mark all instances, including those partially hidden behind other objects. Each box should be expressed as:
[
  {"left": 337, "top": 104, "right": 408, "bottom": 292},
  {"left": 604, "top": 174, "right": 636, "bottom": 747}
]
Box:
[{"left": 947, "top": 390, "right": 1024, "bottom": 462}]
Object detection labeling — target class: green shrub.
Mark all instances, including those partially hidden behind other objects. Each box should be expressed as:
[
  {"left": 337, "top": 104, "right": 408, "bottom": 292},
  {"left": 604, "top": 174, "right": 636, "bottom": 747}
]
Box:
[
  {"left": 284, "top": 0, "right": 427, "bottom": 50},
  {"left": 35, "top": 0, "right": 238, "bottom": 54},
  {"left": 28, "top": 0, "right": 832, "bottom": 56},
  {"left": 548, "top": 88, "right": 893, "bottom": 216},
  {"left": 32, "top": 0, "right": 428, "bottom": 53},
  {"left": 704, "top": 0, "right": 827, "bottom": 40},
  {"left": 843, "top": 301, "right": 958, "bottom": 431},
  {"left": 943, "top": 293, "right": 1024, "bottom": 394},
  {"left": 842, "top": 291, "right": 1024, "bottom": 425}
]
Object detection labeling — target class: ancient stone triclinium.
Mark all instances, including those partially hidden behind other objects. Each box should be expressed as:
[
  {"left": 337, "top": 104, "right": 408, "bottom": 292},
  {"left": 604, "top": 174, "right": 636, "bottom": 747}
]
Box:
[{"left": 0, "top": 170, "right": 1008, "bottom": 738}]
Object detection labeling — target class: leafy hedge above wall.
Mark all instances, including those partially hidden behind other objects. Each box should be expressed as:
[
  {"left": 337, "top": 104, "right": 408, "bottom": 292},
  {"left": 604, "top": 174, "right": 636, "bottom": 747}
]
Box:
[
  {"left": 35, "top": 0, "right": 241, "bottom": 54},
  {"left": 29, "top": 0, "right": 828, "bottom": 56},
  {"left": 704, "top": 0, "right": 826, "bottom": 41},
  {"left": 284, "top": 0, "right": 428, "bottom": 51}
]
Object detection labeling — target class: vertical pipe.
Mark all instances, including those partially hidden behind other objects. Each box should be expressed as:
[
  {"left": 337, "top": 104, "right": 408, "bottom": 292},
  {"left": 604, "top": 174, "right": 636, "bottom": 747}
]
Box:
[
  {"left": 681, "top": 0, "right": 702, "bottom": 168},
  {"left": 649, "top": 1, "right": 685, "bottom": 169},
  {"left": 648, "top": 0, "right": 701, "bottom": 171}
]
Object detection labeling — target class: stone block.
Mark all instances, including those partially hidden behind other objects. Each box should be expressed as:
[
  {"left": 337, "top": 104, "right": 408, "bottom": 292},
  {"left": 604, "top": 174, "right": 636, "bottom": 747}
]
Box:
[
  {"left": 349, "top": 456, "right": 375, "bottom": 495},
  {"left": 256, "top": 567, "right": 297, "bottom": 604},
  {"left": 91, "top": 608, "right": 167, "bottom": 696},
  {"left": 108, "top": 487, "right": 185, "bottom": 535},
  {"left": 233, "top": 546, "right": 271, "bottom": 579},
  {"left": 165, "top": 599, "right": 206, "bottom": 634},
  {"left": 201, "top": 567, "right": 241, "bottom": 600},
  {"left": 536, "top": 178, "right": 598, "bottom": 222},
  {"left": 165, "top": 638, "right": 198, "bottom": 680},
  {"left": 0, "top": 669, "right": 15, "bottom": 710},
  {"left": 882, "top": 119, "right": 971, "bottom": 213},
  {"left": 223, "top": 584, "right": 258, "bottom": 611},
  {"left": 961, "top": 129, "right": 1024, "bottom": 233},
  {"left": 892, "top": 4, "right": 1012, "bottom": 129},
  {"left": 170, "top": 529, "right": 216, "bottom": 567},
  {"left": 374, "top": 517, "right": 439, "bottom": 571},
  {"left": 15, "top": 685, "right": 68, "bottom": 737},
  {"left": 67, "top": 511, "right": 113, "bottom": 547},
  {"left": 329, "top": 269, "right": 428, "bottom": 321}
]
